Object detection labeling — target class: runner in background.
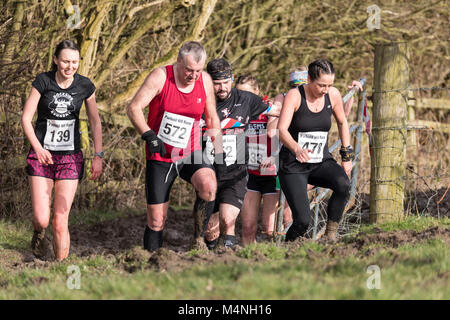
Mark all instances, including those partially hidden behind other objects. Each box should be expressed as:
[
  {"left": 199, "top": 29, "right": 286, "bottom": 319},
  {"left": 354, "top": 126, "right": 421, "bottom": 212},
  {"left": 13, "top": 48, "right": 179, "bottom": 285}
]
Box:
[
  {"left": 201, "top": 59, "right": 280, "bottom": 250},
  {"left": 235, "top": 75, "right": 279, "bottom": 245}
]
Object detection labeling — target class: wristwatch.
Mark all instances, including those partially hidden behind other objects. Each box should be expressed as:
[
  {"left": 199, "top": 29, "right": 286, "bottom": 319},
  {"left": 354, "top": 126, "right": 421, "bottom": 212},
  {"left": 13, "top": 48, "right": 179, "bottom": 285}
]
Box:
[{"left": 94, "top": 151, "right": 105, "bottom": 159}]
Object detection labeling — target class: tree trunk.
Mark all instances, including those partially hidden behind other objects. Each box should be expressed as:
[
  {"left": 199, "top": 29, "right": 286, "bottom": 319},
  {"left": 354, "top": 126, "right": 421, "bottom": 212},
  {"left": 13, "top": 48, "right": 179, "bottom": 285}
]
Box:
[{"left": 1, "top": 0, "right": 25, "bottom": 64}]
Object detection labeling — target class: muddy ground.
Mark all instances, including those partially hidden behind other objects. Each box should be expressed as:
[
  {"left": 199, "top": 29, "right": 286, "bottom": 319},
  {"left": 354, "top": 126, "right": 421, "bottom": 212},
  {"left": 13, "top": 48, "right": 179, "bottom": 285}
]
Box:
[{"left": 1, "top": 204, "right": 449, "bottom": 275}]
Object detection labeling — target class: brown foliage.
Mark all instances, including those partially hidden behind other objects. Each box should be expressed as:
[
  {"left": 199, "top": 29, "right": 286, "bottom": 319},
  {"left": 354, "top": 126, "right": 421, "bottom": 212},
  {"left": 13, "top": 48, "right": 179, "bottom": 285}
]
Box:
[{"left": 0, "top": 0, "right": 448, "bottom": 218}]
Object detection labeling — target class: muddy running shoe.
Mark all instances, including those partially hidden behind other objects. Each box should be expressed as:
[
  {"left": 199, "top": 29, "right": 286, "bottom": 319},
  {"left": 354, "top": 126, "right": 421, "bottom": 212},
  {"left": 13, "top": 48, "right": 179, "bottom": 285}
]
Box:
[
  {"left": 324, "top": 220, "right": 339, "bottom": 243},
  {"left": 224, "top": 235, "right": 235, "bottom": 249},
  {"left": 189, "top": 237, "right": 209, "bottom": 251},
  {"left": 31, "top": 229, "right": 49, "bottom": 258},
  {"left": 205, "top": 238, "right": 218, "bottom": 251}
]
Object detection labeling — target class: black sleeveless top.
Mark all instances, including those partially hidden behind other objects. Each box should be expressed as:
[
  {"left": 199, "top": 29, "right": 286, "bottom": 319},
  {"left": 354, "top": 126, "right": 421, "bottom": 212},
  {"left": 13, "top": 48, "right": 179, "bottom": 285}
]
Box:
[{"left": 279, "top": 85, "right": 333, "bottom": 173}]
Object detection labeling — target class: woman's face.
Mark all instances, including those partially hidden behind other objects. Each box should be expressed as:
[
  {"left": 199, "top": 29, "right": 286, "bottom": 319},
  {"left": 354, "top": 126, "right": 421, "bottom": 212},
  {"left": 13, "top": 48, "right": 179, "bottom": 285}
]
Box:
[
  {"left": 53, "top": 49, "right": 80, "bottom": 78},
  {"left": 308, "top": 73, "right": 335, "bottom": 98},
  {"left": 236, "top": 82, "right": 259, "bottom": 95}
]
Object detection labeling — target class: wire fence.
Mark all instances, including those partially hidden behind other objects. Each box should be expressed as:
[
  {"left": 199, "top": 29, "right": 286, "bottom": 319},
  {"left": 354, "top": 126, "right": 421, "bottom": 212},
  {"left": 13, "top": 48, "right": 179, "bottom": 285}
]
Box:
[{"left": 275, "top": 85, "right": 449, "bottom": 242}]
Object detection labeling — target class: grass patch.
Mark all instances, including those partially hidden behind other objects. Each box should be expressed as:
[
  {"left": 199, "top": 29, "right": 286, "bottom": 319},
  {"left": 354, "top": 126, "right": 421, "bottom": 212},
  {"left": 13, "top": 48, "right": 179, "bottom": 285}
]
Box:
[
  {"left": 0, "top": 213, "right": 448, "bottom": 299},
  {"left": 359, "top": 215, "right": 450, "bottom": 234}
]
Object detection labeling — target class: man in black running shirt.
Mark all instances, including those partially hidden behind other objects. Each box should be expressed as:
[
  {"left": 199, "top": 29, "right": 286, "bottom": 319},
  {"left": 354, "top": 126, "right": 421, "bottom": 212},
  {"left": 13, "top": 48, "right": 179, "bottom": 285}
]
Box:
[{"left": 198, "top": 58, "right": 280, "bottom": 249}]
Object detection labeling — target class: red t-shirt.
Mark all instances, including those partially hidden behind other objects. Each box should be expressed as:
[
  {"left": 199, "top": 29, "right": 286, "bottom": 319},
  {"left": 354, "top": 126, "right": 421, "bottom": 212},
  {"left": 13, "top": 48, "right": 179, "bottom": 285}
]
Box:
[
  {"left": 146, "top": 65, "right": 206, "bottom": 162},
  {"left": 247, "top": 113, "right": 277, "bottom": 176}
]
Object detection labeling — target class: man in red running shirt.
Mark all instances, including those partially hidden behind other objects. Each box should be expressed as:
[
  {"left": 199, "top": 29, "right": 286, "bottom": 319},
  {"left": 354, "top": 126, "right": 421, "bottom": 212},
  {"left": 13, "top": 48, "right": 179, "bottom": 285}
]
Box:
[{"left": 127, "top": 41, "right": 224, "bottom": 251}]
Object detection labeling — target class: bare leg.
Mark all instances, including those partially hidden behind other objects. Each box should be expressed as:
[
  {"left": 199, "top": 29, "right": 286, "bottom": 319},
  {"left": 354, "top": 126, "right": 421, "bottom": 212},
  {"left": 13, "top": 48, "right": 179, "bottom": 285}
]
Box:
[
  {"left": 261, "top": 193, "right": 278, "bottom": 237},
  {"left": 240, "top": 191, "right": 261, "bottom": 246},
  {"left": 53, "top": 179, "right": 78, "bottom": 261}
]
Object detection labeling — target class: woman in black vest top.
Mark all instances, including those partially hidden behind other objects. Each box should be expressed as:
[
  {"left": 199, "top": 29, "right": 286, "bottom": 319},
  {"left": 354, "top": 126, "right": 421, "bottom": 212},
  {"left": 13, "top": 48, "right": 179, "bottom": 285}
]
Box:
[{"left": 277, "top": 59, "right": 354, "bottom": 242}]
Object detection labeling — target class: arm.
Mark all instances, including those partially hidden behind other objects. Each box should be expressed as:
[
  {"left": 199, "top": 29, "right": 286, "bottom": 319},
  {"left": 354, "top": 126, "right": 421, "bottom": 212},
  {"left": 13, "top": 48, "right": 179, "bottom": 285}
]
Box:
[
  {"left": 277, "top": 88, "right": 311, "bottom": 162},
  {"left": 267, "top": 94, "right": 284, "bottom": 138},
  {"left": 330, "top": 87, "right": 352, "bottom": 176},
  {"left": 85, "top": 92, "right": 103, "bottom": 180},
  {"left": 265, "top": 98, "right": 281, "bottom": 117},
  {"left": 126, "top": 67, "right": 166, "bottom": 135},
  {"left": 202, "top": 71, "right": 223, "bottom": 154},
  {"left": 260, "top": 94, "right": 283, "bottom": 167},
  {"left": 127, "top": 67, "right": 167, "bottom": 156},
  {"left": 343, "top": 80, "right": 363, "bottom": 118},
  {"left": 21, "top": 87, "right": 54, "bottom": 165}
]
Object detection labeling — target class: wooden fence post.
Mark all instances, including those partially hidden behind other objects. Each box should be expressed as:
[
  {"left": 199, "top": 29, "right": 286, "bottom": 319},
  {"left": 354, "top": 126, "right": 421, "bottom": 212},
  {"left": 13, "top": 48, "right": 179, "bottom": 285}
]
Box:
[{"left": 370, "top": 42, "right": 409, "bottom": 223}]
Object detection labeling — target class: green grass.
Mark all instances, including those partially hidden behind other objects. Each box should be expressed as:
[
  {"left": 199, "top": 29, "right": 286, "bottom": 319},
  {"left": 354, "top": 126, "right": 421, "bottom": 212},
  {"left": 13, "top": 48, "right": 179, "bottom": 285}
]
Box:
[
  {"left": 358, "top": 215, "right": 450, "bottom": 233},
  {"left": 0, "top": 215, "right": 448, "bottom": 299}
]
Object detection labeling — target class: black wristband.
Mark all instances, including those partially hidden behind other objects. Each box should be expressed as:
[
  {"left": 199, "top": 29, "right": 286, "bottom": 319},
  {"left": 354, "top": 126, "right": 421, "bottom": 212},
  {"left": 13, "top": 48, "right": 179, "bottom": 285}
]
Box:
[{"left": 339, "top": 145, "right": 355, "bottom": 162}]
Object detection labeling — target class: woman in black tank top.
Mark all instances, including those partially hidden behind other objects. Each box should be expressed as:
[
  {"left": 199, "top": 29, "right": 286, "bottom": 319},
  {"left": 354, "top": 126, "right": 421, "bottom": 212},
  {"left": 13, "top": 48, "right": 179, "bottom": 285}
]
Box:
[{"left": 277, "top": 59, "right": 353, "bottom": 242}]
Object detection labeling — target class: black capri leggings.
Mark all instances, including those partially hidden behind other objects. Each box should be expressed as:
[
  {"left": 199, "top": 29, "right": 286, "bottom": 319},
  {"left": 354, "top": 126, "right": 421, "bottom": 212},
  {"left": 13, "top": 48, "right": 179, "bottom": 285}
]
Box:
[{"left": 278, "top": 159, "right": 350, "bottom": 241}]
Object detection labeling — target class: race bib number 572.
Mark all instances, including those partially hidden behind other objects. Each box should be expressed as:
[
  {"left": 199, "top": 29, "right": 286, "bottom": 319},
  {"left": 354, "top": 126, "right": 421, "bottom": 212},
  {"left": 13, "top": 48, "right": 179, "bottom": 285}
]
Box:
[{"left": 157, "top": 112, "right": 194, "bottom": 149}]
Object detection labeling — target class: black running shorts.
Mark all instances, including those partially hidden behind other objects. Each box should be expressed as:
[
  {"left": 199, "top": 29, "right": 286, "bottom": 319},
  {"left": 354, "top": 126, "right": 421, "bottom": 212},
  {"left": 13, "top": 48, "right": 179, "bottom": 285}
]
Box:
[
  {"left": 145, "top": 150, "right": 214, "bottom": 204},
  {"left": 246, "top": 174, "right": 277, "bottom": 195},
  {"left": 213, "top": 172, "right": 248, "bottom": 212}
]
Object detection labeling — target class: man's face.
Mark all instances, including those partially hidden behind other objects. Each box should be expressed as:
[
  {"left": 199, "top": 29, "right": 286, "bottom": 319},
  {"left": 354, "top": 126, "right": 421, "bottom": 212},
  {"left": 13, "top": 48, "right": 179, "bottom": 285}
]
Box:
[
  {"left": 212, "top": 77, "right": 233, "bottom": 101},
  {"left": 177, "top": 54, "right": 205, "bottom": 86}
]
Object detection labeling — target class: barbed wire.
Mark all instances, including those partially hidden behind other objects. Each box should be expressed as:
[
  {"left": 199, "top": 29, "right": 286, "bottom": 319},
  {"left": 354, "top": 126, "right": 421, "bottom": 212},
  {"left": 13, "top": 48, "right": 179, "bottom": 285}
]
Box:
[{"left": 370, "top": 86, "right": 450, "bottom": 94}]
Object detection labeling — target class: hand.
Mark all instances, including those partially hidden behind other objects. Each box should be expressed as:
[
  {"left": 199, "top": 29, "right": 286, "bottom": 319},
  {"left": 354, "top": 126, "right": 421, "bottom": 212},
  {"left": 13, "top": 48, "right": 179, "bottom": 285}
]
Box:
[
  {"left": 89, "top": 157, "right": 102, "bottom": 180},
  {"left": 295, "top": 147, "right": 312, "bottom": 163},
  {"left": 348, "top": 81, "right": 363, "bottom": 92},
  {"left": 267, "top": 100, "right": 281, "bottom": 117},
  {"left": 35, "top": 147, "right": 53, "bottom": 165},
  {"left": 260, "top": 156, "right": 274, "bottom": 169},
  {"left": 342, "top": 160, "right": 352, "bottom": 177},
  {"left": 142, "top": 130, "right": 166, "bottom": 156}
]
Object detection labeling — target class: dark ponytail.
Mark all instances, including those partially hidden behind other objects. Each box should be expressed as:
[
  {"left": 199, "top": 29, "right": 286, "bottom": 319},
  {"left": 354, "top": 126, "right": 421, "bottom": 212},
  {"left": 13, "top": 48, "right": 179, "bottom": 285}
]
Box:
[
  {"left": 308, "top": 59, "right": 334, "bottom": 82},
  {"left": 52, "top": 40, "right": 81, "bottom": 71}
]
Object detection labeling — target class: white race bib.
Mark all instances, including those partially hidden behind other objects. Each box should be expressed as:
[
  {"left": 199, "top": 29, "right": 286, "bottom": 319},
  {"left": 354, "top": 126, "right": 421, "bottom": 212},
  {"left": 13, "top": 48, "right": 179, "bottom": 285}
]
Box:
[
  {"left": 205, "top": 135, "right": 237, "bottom": 166},
  {"left": 157, "top": 111, "right": 194, "bottom": 148},
  {"left": 248, "top": 142, "right": 267, "bottom": 170},
  {"left": 297, "top": 131, "right": 328, "bottom": 163},
  {"left": 44, "top": 119, "right": 75, "bottom": 151}
]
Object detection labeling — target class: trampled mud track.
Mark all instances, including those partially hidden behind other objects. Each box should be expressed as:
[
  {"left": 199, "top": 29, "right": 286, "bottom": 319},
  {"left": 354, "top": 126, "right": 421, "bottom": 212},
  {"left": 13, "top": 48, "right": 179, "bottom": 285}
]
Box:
[{"left": 1, "top": 208, "right": 448, "bottom": 274}]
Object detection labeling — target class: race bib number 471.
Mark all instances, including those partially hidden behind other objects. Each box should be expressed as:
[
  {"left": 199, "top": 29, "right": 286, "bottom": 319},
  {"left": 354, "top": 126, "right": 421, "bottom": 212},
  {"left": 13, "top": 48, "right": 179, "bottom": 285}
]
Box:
[
  {"left": 157, "top": 112, "right": 194, "bottom": 149},
  {"left": 297, "top": 131, "right": 328, "bottom": 163}
]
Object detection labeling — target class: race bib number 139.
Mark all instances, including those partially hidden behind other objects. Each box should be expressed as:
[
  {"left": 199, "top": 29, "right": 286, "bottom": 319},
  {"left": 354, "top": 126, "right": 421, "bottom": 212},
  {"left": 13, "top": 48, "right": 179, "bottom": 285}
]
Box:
[{"left": 44, "top": 119, "right": 75, "bottom": 151}]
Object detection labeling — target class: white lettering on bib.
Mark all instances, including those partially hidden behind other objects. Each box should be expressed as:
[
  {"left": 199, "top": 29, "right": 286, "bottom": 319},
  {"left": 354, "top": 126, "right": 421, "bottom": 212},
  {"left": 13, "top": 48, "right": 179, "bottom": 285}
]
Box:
[
  {"left": 44, "top": 119, "right": 75, "bottom": 151},
  {"left": 157, "top": 112, "right": 194, "bottom": 149},
  {"left": 205, "top": 135, "right": 237, "bottom": 166},
  {"left": 297, "top": 131, "right": 328, "bottom": 163}
]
